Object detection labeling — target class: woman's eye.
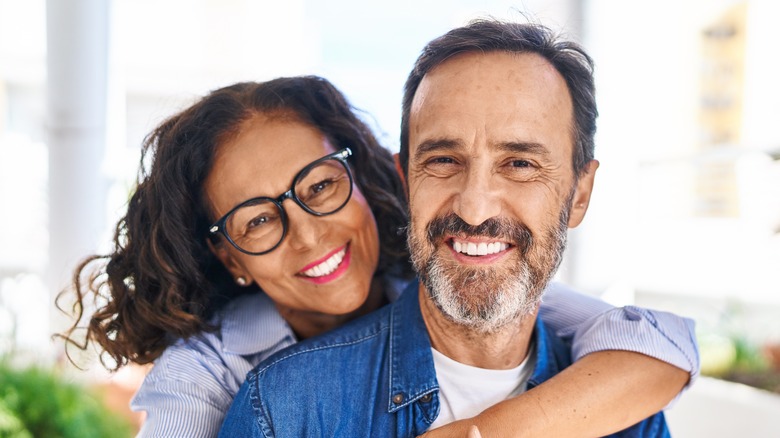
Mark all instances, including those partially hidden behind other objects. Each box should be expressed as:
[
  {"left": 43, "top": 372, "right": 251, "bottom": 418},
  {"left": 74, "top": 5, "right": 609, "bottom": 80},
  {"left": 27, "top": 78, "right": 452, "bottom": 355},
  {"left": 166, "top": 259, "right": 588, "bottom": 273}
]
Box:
[
  {"left": 311, "top": 179, "right": 333, "bottom": 194},
  {"left": 247, "top": 216, "right": 268, "bottom": 229}
]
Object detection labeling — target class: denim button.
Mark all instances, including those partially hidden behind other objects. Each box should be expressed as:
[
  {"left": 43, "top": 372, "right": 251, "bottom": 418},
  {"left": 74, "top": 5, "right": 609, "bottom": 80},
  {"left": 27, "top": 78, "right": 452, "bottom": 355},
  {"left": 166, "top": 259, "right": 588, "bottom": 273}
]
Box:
[
  {"left": 392, "top": 393, "right": 404, "bottom": 404},
  {"left": 420, "top": 393, "right": 432, "bottom": 403}
]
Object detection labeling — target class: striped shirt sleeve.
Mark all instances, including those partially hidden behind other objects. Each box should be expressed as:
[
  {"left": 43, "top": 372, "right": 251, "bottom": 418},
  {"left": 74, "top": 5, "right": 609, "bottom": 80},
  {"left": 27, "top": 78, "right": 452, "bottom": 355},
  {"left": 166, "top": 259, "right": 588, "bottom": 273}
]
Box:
[{"left": 539, "top": 282, "right": 700, "bottom": 389}]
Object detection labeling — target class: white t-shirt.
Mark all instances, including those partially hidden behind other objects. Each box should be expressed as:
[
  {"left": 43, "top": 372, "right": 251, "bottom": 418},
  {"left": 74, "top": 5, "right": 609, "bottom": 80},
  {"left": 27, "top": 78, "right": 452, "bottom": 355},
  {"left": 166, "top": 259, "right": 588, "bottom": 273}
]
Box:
[{"left": 429, "top": 343, "right": 536, "bottom": 429}]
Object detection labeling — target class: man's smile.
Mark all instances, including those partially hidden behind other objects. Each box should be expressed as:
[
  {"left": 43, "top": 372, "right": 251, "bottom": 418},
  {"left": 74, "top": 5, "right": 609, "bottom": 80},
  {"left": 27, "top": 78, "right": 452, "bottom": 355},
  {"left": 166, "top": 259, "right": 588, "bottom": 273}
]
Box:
[{"left": 450, "top": 238, "right": 510, "bottom": 256}]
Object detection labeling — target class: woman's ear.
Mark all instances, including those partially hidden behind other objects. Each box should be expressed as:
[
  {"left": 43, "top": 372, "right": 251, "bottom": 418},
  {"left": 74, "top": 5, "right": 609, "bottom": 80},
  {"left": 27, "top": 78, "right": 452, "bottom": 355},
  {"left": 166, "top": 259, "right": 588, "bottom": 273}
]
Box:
[
  {"left": 206, "top": 238, "right": 253, "bottom": 286},
  {"left": 567, "top": 159, "right": 599, "bottom": 228}
]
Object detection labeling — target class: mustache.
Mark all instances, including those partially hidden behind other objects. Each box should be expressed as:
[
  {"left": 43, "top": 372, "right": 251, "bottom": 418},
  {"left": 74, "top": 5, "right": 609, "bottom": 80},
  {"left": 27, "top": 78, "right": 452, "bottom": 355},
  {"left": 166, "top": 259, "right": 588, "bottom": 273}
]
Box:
[{"left": 425, "top": 213, "right": 533, "bottom": 257}]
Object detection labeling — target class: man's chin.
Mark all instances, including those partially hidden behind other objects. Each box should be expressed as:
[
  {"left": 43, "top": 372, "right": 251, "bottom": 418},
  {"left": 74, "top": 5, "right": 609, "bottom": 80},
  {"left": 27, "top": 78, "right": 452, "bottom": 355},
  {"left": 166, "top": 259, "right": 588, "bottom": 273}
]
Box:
[
  {"left": 437, "top": 304, "right": 526, "bottom": 334},
  {"left": 429, "top": 278, "right": 540, "bottom": 332}
]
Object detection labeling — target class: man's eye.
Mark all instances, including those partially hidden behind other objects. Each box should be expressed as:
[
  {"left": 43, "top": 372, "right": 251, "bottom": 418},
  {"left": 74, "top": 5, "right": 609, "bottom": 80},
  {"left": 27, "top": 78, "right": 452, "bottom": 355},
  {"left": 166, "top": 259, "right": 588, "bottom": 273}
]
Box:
[
  {"left": 420, "top": 156, "right": 460, "bottom": 177},
  {"left": 510, "top": 160, "right": 532, "bottom": 168},
  {"left": 428, "top": 157, "right": 456, "bottom": 165}
]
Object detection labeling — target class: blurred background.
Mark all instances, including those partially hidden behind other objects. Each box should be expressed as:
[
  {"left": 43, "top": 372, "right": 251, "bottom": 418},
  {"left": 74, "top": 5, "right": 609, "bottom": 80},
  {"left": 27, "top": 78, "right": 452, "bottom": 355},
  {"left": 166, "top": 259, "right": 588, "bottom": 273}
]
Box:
[{"left": 1, "top": 0, "right": 779, "bottom": 436}]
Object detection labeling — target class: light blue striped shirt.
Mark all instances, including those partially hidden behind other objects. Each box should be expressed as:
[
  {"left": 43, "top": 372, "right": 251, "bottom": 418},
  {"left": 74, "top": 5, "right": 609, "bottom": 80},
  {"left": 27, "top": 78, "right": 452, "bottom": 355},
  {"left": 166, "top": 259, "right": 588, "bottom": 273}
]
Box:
[{"left": 131, "top": 280, "right": 698, "bottom": 437}]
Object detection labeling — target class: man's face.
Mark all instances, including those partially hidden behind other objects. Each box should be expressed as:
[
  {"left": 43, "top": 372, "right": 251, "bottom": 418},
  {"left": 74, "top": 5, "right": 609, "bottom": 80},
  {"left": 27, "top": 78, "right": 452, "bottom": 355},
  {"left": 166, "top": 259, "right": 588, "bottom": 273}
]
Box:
[{"left": 406, "top": 51, "right": 597, "bottom": 332}]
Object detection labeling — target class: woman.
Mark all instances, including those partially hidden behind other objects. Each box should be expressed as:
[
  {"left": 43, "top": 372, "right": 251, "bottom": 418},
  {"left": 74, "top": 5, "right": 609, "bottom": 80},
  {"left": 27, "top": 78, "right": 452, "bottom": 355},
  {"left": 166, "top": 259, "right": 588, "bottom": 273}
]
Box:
[{"left": 58, "top": 76, "right": 695, "bottom": 437}]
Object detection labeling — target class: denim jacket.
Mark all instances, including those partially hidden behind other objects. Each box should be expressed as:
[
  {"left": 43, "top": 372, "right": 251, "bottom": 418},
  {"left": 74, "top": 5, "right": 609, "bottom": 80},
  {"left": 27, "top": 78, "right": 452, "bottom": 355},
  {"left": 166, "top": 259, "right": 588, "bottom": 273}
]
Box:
[{"left": 219, "top": 279, "right": 669, "bottom": 438}]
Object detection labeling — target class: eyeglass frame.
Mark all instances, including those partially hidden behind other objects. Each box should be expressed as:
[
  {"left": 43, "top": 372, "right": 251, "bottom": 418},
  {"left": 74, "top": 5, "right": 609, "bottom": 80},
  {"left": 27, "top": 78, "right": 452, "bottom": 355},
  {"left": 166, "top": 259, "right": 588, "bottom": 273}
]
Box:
[{"left": 208, "top": 147, "right": 354, "bottom": 256}]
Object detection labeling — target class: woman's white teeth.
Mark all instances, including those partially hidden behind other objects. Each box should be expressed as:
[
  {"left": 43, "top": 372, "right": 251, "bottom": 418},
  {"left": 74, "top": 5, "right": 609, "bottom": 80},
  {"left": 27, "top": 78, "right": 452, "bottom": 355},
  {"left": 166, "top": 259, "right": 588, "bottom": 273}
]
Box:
[
  {"left": 453, "top": 240, "right": 508, "bottom": 256},
  {"left": 303, "top": 248, "right": 346, "bottom": 277}
]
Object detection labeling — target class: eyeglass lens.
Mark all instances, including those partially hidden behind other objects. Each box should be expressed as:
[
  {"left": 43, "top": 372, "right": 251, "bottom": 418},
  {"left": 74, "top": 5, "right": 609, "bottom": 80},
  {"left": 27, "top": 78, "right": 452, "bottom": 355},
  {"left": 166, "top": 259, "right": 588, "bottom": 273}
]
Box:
[{"left": 224, "top": 158, "right": 351, "bottom": 254}]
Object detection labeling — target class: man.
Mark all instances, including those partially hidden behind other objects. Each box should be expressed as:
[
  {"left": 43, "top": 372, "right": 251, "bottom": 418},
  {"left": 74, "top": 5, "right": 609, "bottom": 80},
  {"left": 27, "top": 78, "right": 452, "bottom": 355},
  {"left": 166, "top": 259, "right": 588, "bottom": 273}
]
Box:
[{"left": 220, "top": 20, "right": 670, "bottom": 437}]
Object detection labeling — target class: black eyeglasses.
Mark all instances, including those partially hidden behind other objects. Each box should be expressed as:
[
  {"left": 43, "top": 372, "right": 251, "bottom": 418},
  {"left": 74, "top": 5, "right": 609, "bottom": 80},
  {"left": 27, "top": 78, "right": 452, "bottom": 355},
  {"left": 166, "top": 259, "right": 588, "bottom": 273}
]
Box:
[{"left": 209, "top": 148, "right": 353, "bottom": 255}]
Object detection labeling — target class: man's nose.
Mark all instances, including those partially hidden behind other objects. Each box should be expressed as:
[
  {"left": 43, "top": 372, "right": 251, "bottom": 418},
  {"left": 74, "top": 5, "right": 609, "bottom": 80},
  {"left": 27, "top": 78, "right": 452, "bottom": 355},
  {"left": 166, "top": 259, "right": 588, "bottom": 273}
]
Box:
[{"left": 452, "top": 167, "right": 502, "bottom": 226}]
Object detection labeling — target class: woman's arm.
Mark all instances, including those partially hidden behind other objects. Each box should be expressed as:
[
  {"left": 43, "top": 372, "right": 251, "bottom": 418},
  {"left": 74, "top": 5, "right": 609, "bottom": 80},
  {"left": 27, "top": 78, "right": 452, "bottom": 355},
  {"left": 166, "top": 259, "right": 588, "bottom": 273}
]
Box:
[
  {"left": 422, "top": 351, "right": 688, "bottom": 437},
  {"left": 132, "top": 356, "right": 237, "bottom": 438},
  {"left": 421, "top": 282, "right": 697, "bottom": 437},
  {"left": 130, "top": 338, "right": 246, "bottom": 438},
  {"left": 540, "top": 282, "right": 698, "bottom": 385}
]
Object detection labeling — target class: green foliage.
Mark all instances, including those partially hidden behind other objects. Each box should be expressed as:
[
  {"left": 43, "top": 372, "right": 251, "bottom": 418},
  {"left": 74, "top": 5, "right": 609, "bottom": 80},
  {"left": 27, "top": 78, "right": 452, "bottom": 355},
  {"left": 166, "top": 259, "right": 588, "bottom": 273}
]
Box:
[
  {"left": 731, "top": 336, "right": 770, "bottom": 372},
  {"left": 0, "top": 361, "right": 133, "bottom": 438},
  {"left": 0, "top": 399, "right": 32, "bottom": 438}
]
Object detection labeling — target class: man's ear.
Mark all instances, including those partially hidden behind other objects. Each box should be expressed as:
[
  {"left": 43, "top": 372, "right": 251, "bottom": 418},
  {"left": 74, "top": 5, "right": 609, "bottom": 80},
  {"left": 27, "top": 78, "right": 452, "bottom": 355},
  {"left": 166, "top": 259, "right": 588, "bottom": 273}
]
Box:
[
  {"left": 206, "top": 238, "right": 252, "bottom": 286},
  {"left": 567, "top": 159, "right": 599, "bottom": 228},
  {"left": 393, "top": 153, "right": 408, "bottom": 196}
]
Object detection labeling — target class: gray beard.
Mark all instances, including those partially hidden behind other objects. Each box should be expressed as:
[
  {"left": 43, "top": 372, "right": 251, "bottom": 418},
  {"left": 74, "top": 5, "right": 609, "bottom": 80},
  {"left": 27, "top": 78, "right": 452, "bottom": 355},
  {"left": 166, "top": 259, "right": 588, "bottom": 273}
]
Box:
[{"left": 408, "top": 207, "right": 570, "bottom": 333}]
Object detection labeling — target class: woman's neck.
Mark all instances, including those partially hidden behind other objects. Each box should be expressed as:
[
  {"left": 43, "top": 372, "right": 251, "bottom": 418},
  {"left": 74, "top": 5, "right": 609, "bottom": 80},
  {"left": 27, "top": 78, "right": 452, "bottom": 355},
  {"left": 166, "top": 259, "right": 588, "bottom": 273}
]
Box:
[{"left": 277, "top": 278, "right": 388, "bottom": 340}]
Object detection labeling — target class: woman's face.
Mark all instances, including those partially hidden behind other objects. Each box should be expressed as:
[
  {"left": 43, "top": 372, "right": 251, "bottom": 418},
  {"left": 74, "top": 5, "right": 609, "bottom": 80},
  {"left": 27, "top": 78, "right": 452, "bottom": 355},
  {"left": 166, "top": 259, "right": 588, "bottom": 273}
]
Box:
[{"left": 204, "top": 114, "right": 380, "bottom": 316}]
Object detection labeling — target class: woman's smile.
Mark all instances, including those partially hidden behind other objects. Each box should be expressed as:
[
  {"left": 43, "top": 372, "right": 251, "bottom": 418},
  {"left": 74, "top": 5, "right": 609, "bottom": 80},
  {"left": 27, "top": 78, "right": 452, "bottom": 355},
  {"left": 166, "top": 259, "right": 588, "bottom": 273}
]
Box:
[{"left": 298, "top": 244, "right": 351, "bottom": 284}]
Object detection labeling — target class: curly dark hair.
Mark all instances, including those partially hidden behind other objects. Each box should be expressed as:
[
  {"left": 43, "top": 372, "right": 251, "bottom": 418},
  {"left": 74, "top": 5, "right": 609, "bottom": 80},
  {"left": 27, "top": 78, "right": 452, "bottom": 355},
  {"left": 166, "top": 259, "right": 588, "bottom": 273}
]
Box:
[
  {"left": 56, "top": 76, "right": 411, "bottom": 370},
  {"left": 399, "top": 19, "right": 597, "bottom": 177}
]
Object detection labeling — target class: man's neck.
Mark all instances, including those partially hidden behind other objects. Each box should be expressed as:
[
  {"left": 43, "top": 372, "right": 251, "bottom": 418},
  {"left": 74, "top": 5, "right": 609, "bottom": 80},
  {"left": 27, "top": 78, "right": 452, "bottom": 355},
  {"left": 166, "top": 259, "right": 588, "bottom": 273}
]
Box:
[{"left": 418, "top": 287, "right": 537, "bottom": 370}]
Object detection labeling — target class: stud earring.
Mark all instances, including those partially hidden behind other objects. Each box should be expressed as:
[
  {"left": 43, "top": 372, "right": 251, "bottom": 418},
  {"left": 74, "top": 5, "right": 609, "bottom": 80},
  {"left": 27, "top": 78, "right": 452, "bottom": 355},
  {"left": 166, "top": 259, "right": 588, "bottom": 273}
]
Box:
[{"left": 236, "top": 276, "right": 248, "bottom": 286}]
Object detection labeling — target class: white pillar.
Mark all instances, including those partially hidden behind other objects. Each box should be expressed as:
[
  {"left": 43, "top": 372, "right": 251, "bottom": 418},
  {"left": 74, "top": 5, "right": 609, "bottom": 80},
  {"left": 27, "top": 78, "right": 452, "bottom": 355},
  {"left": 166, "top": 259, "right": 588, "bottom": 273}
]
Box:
[{"left": 46, "top": 0, "right": 111, "bottom": 336}]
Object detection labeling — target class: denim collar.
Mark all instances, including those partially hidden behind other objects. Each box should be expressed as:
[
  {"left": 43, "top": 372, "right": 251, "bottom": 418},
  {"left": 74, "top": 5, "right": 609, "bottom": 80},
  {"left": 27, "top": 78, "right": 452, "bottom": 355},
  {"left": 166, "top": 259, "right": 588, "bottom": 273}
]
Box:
[
  {"left": 387, "top": 278, "right": 565, "bottom": 412},
  {"left": 387, "top": 278, "right": 439, "bottom": 413},
  {"left": 528, "top": 311, "right": 566, "bottom": 388}
]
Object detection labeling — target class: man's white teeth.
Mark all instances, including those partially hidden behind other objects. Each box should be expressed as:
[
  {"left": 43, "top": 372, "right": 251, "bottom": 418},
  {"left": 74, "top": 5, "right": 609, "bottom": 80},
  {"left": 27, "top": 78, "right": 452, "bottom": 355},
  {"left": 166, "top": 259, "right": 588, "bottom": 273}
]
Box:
[
  {"left": 452, "top": 240, "right": 508, "bottom": 256},
  {"left": 303, "top": 248, "right": 346, "bottom": 277}
]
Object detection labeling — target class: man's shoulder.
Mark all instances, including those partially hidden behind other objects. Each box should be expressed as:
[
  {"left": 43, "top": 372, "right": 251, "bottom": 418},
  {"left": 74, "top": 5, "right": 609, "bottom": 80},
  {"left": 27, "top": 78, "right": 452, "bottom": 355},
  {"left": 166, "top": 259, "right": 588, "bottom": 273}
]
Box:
[
  {"left": 233, "top": 303, "right": 400, "bottom": 436},
  {"left": 529, "top": 316, "right": 574, "bottom": 381}
]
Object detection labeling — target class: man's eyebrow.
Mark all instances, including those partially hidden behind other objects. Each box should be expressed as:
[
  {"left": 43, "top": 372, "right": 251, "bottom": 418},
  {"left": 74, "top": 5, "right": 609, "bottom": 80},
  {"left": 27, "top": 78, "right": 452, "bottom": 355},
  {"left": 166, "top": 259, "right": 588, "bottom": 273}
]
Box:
[
  {"left": 497, "top": 141, "right": 550, "bottom": 156},
  {"left": 413, "top": 139, "right": 550, "bottom": 160},
  {"left": 413, "top": 138, "right": 462, "bottom": 161}
]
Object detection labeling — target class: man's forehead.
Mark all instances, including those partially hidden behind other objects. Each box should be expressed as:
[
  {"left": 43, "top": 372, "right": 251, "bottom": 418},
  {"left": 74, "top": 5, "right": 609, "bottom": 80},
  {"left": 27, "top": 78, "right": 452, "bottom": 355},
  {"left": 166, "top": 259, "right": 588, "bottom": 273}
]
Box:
[
  {"left": 414, "top": 51, "right": 564, "bottom": 99},
  {"left": 408, "top": 51, "right": 574, "bottom": 157}
]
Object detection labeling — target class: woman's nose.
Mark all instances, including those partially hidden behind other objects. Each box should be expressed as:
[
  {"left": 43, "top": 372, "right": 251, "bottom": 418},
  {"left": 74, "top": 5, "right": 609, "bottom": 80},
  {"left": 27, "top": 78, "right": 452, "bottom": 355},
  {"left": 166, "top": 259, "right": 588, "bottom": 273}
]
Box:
[{"left": 284, "top": 202, "right": 327, "bottom": 251}]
